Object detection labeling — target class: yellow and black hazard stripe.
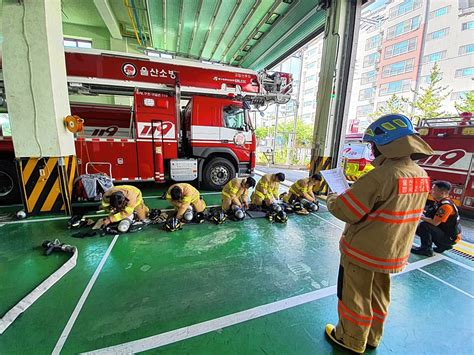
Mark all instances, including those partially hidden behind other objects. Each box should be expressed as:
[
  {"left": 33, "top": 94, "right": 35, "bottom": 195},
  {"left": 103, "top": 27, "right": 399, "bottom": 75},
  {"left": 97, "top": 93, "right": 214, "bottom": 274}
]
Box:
[
  {"left": 17, "top": 156, "right": 76, "bottom": 215},
  {"left": 311, "top": 156, "right": 332, "bottom": 195}
]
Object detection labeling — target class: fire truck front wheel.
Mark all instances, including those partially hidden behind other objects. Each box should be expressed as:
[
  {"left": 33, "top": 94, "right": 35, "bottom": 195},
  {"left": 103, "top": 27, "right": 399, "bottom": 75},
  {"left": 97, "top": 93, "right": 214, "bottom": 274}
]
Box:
[
  {"left": 202, "top": 157, "right": 236, "bottom": 191},
  {"left": 0, "top": 160, "right": 21, "bottom": 205}
]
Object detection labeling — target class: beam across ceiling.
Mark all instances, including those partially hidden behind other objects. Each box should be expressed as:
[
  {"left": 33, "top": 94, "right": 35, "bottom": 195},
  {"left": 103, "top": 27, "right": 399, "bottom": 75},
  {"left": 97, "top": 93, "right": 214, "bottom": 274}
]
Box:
[{"left": 93, "top": 0, "right": 122, "bottom": 39}]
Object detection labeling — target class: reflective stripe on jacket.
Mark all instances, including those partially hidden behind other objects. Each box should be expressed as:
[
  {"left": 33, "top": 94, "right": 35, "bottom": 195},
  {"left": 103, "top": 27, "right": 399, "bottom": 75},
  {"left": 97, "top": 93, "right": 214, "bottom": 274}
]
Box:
[
  {"left": 254, "top": 174, "right": 279, "bottom": 200},
  {"left": 102, "top": 185, "right": 144, "bottom": 222},
  {"left": 222, "top": 178, "right": 249, "bottom": 204},
  {"left": 327, "top": 156, "right": 430, "bottom": 273}
]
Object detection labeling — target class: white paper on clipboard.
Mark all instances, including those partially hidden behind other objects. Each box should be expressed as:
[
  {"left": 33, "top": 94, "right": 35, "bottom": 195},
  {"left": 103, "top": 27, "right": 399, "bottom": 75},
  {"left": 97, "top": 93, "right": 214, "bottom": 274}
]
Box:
[{"left": 321, "top": 168, "right": 350, "bottom": 195}]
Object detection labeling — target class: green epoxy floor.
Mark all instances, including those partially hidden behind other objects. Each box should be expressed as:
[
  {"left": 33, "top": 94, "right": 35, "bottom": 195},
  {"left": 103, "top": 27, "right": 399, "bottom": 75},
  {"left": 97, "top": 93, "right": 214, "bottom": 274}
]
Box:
[{"left": 1, "top": 187, "right": 473, "bottom": 354}]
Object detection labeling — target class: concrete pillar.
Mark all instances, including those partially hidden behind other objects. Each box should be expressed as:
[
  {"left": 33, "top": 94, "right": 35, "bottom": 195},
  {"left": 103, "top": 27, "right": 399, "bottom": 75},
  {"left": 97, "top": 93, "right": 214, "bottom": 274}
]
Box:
[{"left": 2, "top": 0, "right": 75, "bottom": 215}]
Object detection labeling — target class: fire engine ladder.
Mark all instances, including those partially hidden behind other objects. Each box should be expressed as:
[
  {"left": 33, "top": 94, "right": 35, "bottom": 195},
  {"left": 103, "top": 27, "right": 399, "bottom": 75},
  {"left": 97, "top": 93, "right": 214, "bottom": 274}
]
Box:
[{"left": 262, "top": 149, "right": 275, "bottom": 165}]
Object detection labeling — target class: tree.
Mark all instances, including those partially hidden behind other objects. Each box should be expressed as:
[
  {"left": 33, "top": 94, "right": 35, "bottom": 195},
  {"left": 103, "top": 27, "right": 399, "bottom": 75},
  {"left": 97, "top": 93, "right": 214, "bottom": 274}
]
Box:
[
  {"left": 368, "top": 94, "right": 410, "bottom": 122},
  {"left": 255, "top": 126, "right": 272, "bottom": 140},
  {"left": 411, "top": 63, "right": 451, "bottom": 124},
  {"left": 455, "top": 90, "right": 474, "bottom": 113}
]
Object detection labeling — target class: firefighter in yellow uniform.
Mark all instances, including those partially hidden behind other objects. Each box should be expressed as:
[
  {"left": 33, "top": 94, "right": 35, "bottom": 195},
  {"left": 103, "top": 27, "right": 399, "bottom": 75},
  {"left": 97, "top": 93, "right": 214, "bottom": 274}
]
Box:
[
  {"left": 166, "top": 183, "right": 206, "bottom": 221},
  {"left": 250, "top": 173, "right": 285, "bottom": 207},
  {"left": 283, "top": 173, "right": 322, "bottom": 204},
  {"left": 324, "top": 114, "right": 434, "bottom": 354},
  {"left": 222, "top": 177, "right": 256, "bottom": 211},
  {"left": 102, "top": 185, "right": 149, "bottom": 232}
]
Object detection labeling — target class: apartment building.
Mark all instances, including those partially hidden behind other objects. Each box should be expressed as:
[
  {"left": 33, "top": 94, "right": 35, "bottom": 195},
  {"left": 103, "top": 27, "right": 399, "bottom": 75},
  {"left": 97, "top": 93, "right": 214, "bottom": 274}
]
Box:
[{"left": 349, "top": 0, "right": 474, "bottom": 133}]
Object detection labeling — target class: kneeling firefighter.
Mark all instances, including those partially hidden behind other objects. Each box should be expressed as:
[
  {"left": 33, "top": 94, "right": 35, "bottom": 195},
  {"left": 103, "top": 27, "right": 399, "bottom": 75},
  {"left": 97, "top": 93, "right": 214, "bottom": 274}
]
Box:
[
  {"left": 101, "top": 185, "right": 149, "bottom": 232},
  {"left": 166, "top": 183, "right": 206, "bottom": 222},
  {"left": 221, "top": 177, "right": 256, "bottom": 220},
  {"left": 250, "top": 173, "right": 285, "bottom": 208},
  {"left": 324, "top": 114, "right": 433, "bottom": 353},
  {"left": 283, "top": 173, "right": 322, "bottom": 212}
]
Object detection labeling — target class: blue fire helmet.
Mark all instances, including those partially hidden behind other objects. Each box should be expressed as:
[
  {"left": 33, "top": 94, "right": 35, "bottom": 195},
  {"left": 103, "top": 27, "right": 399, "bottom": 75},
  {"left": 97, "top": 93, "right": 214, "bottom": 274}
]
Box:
[{"left": 363, "top": 114, "right": 416, "bottom": 146}]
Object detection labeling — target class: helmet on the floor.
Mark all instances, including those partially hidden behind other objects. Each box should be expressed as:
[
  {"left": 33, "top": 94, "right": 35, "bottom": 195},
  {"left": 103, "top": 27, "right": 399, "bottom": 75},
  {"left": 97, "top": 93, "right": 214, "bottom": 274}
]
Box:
[
  {"left": 194, "top": 212, "right": 206, "bottom": 224},
  {"left": 164, "top": 216, "right": 183, "bottom": 232},
  {"left": 275, "top": 210, "right": 288, "bottom": 223},
  {"left": 211, "top": 209, "right": 227, "bottom": 225},
  {"left": 234, "top": 207, "right": 245, "bottom": 221},
  {"left": 363, "top": 114, "right": 416, "bottom": 146}
]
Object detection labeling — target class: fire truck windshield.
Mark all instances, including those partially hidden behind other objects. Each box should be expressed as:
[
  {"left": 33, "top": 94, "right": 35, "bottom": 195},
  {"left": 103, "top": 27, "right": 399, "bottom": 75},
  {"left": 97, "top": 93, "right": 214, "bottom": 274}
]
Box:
[{"left": 223, "top": 106, "right": 247, "bottom": 131}]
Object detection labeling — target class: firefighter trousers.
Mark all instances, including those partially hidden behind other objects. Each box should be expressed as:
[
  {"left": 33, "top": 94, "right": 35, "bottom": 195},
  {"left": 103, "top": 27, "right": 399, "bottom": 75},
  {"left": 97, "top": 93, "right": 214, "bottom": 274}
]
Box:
[
  {"left": 135, "top": 202, "right": 150, "bottom": 220},
  {"left": 335, "top": 256, "right": 390, "bottom": 352},
  {"left": 417, "top": 221, "right": 454, "bottom": 251}
]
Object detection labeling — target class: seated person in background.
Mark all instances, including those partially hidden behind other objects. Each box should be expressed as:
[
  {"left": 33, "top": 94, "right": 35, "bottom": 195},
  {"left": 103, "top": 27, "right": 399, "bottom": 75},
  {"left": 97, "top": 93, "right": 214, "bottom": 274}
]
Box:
[
  {"left": 102, "top": 185, "right": 149, "bottom": 232},
  {"left": 282, "top": 173, "right": 322, "bottom": 205},
  {"left": 411, "top": 181, "right": 462, "bottom": 256},
  {"left": 166, "top": 183, "right": 206, "bottom": 222},
  {"left": 222, "top": 177, "right": 256, "bottom": 212},
  {"left": 250, "top": 173, "right": 285, "bottom": 208}
]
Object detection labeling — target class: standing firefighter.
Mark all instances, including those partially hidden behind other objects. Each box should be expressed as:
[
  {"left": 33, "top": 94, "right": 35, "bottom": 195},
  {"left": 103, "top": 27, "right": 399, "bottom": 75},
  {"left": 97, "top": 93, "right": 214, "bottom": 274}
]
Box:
[
  {"left": 324, "top": 114, "right": 434, "bottom": 353},
  {"left": 222, "top": 177, "right": 256, "bottom": 219},
  {"left": 102, "top": 185, "right": 149, "bottom": 232},
  {"left": 250, "top": 173, "right": 285, "bottom": 208},
  {"left": 166, "top": 183, "right": 206, "bottom": 222}
]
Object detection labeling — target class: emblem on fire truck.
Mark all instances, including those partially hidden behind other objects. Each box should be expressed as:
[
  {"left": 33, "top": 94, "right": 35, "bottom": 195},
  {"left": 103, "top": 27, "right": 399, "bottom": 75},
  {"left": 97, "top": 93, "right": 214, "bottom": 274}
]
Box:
[
  {"left": 122, "top": 63, "right": 137, "bottom": 78},
  {"left": 233, "top": 132, "right": 246, "bottom": 146}
]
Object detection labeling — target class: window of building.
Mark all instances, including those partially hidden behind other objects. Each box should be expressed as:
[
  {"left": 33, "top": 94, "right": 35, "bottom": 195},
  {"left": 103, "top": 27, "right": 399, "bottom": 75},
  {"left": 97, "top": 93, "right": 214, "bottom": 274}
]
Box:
[
  {"left": 365, "top": 34, "right": 382, "bottom": 50},
  {"left": 462, "top": 21, "right": 474, "bottom": 30},
  {"left": 459, "top": 43, "right": 474, "bottom": 55},
  {"left": 389, "top": 0, "right": 422, "bottom": 19},
  {"left": 303, "top": 100, "right": 313, "bottom": 107},
  {"left": 363, "top": 52, "right": 380, "bottom": 67},
  {"left": 458, "top": 0, "right": 474, "bottom": 15},
  {"left": 451, "top": 91, "right": 468, "bottom": 100},
  {"left": 302, "top": 113, "right": 312, "bottom": 120},
  {"left": 429, "top": 6, "right": 450, "bottom": 19},
  {"left": 304, "top": 88, "right": 315, "bottom": 96},
  {"left": 379, "top": 79, "right": 411, "bottom": 96},
  {"left": 386, "top": 16, "right": 420, "bottom": 39},
  {"left": 422, "top": 50, "right": 447, "bottom": 63},
  {"left": 306, "top": 74, "right": 316, "bottom": 81},
  {"left": 381, "top": 58, "right": 415, "bottom": 78},
  {"left": 306, "top": 48, "right": 317, "bottom": 57},
  {"left": 223, "top": 106, "right": 246, "bottom": 130},
  {"left": 0, "top": 114, "right": 12, "bottom": 137},
  {"left": 426, "top": 28, "right": 449, "bottom": 41},
  {"left": 384, "top": 38, "right": 417, "bottom": 59},
  {"left": 455, "top": 67, "right": 474, "bottom": 77},
  {"left": 359, "top": 87, "right": 376, "bottom": 100},
  {"left": 64, "top": 38, "right": 92, "bottom": 48},
  {"left": 361, "top": 70, "right": 377, "bottom": 84},
  {"left": 356, "top": 104, "right": 373, "bottom": 117},
  {"left": 306, "top": 62, "right": 316, "bottom": 69},
  {"left": 420, "top": 75, "right": 432, "bottom": 84}
]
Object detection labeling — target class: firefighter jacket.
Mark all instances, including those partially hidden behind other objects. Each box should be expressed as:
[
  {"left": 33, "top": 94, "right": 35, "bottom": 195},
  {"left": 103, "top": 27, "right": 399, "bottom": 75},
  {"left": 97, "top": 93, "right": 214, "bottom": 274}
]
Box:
[
  {"left": 289, "top": 178, "right": 317, "bottom": 201},
  {"left": 430, "top": 198, "right": 462, "bottom": 241},
  {"left": 252, "top": 174, "right": 280, "bottom": 202},
  {"left": 166, "top": 183, "right": 201, "bottom": 218},
  {"left": 222, "top": 178, "right": 249, "bottom": 206},
  {"left": 327, "top": 135, "right": 434, "bottom": 274},
  {"left": 102, "top": 185, "right": 144, "bottom": 223}
]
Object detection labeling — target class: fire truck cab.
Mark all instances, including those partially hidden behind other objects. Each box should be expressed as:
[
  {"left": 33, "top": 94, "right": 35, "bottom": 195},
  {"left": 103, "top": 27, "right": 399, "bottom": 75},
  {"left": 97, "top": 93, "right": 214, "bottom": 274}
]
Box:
[{"left": 341, "top": 117, "right": 474, "bottom": 215}]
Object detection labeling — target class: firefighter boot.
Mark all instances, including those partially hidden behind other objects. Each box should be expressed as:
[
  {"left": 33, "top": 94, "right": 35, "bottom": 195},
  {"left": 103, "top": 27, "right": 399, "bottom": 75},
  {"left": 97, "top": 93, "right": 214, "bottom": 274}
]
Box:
[
  {"left": 411, "top": 246, "right": 434, "bottom": 257},
  {"left": 325, "top": 324, "right": 365, "bottom": 354}
]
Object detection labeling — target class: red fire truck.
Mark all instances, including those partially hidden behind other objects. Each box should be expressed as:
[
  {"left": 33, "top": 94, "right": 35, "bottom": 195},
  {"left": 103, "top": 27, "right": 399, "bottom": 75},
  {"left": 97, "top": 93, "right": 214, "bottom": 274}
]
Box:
[
  {"left": 341, "top": 117, "right": 474, "bottom": 214},
  {"left": 0, "top": 48, "right": 292, "bottom": 204}
]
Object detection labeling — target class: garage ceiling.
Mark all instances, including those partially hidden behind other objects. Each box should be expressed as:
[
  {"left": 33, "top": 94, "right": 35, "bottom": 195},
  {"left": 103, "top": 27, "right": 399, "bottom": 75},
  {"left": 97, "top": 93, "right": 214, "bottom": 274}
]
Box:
[{"left": 61, "top": 0, "right": 327, "bottom": 70}]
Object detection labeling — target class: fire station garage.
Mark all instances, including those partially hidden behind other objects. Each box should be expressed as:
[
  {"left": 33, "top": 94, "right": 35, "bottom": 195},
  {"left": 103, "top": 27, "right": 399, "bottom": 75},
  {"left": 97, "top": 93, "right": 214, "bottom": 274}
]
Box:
[{"left": 0, "top": 0, "right": 473, "bottom": 354}]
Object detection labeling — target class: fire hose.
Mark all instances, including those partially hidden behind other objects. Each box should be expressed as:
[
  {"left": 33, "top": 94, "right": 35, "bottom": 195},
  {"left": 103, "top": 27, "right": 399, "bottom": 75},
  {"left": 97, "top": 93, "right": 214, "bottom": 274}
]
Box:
[{"left": 0, "top": 239, "right": 77, "bottom": 334}]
